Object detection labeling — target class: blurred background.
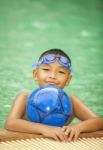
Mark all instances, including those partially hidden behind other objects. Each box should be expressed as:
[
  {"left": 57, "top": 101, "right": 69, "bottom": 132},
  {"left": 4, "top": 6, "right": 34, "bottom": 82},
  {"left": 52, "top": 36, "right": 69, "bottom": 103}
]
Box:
[{"left": 0, "top": 0, "right": 103, "bottom": 127}]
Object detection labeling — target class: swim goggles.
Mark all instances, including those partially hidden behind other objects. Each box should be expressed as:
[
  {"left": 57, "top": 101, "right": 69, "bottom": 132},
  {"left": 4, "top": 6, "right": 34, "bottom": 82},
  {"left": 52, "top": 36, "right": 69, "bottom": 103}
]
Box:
[{"left": 32, "top": 54, "right": 72, "bottom": 72}]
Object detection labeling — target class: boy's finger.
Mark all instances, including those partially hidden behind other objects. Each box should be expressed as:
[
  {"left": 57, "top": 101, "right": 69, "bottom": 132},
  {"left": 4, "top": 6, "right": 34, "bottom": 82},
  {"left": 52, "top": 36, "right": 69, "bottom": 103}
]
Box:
[
  {"left": 64, "top": 128, "right": 71, "bottom": 135},
  {"left": 73, "top": 131, "right": 79, "bottom": 142},
  {"left": 53, "top": 135, "right": 60, "bottom": 141},
  {"left": 68, "top": 130, "right": 74, "bottom": 142},
  {"left": 61, "top": 126, "right": 67, "bottom": 131},
  {"left": 63, "top": 133, "right": 68, "bottom": 142},
  {"left": 57, "top": 131, "right": 68, "bottom": 142}
]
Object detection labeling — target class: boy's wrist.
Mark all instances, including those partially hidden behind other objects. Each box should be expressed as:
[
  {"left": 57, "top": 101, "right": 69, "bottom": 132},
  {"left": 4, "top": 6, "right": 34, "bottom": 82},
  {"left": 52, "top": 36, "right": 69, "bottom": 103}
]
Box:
[
  {"left": 37, "top": 123, "right": 49, "bottom": 135},
  {"left": 32, "top": 123, "right": 46, "bottom": 135},
  {"left": 73, "top": 123, "right": 84, "bottom": 133}
]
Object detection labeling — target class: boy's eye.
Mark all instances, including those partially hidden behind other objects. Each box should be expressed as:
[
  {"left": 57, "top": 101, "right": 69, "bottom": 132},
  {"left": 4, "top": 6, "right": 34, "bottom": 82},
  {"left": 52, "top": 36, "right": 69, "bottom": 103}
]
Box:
[
  {"left": 42, "top": 68, "right": 50, "bottom": 71},
  {"left": 59, "top": 71, "right": 65, "bottom": 74}
]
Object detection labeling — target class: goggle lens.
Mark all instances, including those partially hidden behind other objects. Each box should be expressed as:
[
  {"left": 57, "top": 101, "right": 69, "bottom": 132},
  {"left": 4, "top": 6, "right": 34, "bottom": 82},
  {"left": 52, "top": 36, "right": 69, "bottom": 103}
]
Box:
[{"left": 33, "top": 54, "right": 72, "bottom": 72}]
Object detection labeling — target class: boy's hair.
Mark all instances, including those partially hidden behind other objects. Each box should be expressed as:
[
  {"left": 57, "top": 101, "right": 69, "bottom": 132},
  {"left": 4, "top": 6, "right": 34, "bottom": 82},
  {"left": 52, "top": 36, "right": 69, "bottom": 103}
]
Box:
[{"left": 39, "top": 48, "right": 71, "bottom": 65}]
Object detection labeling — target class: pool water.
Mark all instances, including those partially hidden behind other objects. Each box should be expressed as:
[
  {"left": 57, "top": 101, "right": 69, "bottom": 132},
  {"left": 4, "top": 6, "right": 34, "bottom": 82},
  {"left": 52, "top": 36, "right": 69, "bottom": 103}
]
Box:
[{"left": 0, "top": 0, "right": 103, "bottom": 127}]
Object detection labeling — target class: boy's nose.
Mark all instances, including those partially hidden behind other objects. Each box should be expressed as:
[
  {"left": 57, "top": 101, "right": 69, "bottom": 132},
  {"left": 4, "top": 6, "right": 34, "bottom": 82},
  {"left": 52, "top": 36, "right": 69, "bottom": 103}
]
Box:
[{"left": 49, "top": 71, "right": 57, "bottom": 79}]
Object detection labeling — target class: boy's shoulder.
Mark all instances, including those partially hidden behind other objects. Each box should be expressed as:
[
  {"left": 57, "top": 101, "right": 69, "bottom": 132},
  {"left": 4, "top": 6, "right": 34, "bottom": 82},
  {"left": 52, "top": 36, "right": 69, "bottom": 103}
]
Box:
[
  {"left": 69, "top": 94, "right": 79, "bottom": 101},
  {"left": 16, "top": 90, "right": 32, "bottom": 99}
]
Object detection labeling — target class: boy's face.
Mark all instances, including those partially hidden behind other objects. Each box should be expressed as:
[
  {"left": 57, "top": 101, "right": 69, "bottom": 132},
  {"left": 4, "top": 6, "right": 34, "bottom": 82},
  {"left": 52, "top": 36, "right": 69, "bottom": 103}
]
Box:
[{"left": 33, "top": 60, "right": 72, "bottom": 89}]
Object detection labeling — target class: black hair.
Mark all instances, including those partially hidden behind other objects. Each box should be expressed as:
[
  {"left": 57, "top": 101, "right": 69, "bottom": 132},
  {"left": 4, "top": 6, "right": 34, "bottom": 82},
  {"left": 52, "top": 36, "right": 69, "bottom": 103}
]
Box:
[{"left": 39, "top": 48, "right": 71, "bottom": 65}]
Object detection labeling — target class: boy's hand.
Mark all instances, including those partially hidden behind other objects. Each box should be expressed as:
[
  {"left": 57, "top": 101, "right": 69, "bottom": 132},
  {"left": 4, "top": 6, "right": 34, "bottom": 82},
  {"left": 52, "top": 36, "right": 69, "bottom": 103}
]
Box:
[
  {"left": 41, "top": 125, "right": 68, "bottom": 142},
  {"left": 62, "top": 125, "right": 81, "bottom": 142}
]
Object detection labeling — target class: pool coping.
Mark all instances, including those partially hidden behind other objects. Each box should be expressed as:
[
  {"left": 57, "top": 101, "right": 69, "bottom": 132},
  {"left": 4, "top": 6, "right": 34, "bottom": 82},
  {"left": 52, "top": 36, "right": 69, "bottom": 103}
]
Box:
[{"left": 0, "top": 128, "right": 103, "bottom": 142}]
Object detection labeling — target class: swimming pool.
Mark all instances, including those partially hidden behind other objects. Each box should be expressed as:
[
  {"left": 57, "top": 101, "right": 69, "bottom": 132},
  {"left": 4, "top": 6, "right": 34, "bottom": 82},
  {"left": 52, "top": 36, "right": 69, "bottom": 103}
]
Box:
[{"left": 0, "top": 0, "right": 103, "bottom": 127}]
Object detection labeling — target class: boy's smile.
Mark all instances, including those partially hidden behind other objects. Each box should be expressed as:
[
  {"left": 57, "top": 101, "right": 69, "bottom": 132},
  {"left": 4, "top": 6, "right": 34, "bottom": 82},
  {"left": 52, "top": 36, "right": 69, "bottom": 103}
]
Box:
[{"left": 33, "top": 60, "right": 72, "bottom": 88}]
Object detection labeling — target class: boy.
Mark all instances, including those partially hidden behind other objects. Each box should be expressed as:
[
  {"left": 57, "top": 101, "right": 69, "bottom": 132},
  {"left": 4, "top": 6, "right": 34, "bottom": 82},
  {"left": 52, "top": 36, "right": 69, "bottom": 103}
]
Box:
[{"left": 5, "top": 48, "right": 103, "bottom": 142}]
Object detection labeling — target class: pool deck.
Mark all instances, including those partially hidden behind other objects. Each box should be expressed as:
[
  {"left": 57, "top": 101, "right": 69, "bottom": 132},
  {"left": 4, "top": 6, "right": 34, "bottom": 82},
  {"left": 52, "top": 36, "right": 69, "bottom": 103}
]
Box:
[{"left": 0, "top": 128, "right": 103, "bottom": 142}]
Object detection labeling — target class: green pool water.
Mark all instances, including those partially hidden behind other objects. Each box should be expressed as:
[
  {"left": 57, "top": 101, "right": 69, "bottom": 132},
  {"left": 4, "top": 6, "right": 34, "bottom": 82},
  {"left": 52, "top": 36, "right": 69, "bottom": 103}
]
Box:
[{"left": 0, "top": 0, "right": 103, "bottom": 127}]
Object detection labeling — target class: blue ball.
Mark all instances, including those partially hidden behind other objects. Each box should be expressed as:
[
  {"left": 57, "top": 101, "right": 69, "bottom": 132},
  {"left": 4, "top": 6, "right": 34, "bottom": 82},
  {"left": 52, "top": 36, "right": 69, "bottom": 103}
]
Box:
[{"left": 26, "top": 85, "right": 72, "bottom": 127}]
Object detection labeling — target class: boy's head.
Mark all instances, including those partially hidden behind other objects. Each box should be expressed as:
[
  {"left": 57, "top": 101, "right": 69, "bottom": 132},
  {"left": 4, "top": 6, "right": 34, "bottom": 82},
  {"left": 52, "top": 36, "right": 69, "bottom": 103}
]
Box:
[
  {"left": 39, "top": 48, "right": 71, "bottom": 65},
  {"left": 33, "top": 48, "right": 72, "bottom": 88}
]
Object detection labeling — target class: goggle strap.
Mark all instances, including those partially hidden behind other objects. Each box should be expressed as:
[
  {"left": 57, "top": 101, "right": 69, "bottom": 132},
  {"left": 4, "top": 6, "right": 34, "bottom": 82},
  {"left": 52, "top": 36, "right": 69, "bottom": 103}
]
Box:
[{"left": 32, "top": 63, "right": 38, "bottom": 69}]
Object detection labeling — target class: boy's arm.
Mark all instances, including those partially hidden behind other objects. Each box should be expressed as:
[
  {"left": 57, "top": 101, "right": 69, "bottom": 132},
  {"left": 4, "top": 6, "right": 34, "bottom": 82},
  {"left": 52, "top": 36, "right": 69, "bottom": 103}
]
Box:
[
  {"left": 62, "top": 95, "right": 103, "bottom": 141},
  {"left": 70, "top": 95, "right": 99, "bottom": 120},
  {"left": 5, "top": 92, "right": 42, "bottom": 134},
  {"left": 70, "top": 95, "right": 103, "bottom": 130},
  {"left": 4, "top": 92, "right": 67, "bottom": 141}
]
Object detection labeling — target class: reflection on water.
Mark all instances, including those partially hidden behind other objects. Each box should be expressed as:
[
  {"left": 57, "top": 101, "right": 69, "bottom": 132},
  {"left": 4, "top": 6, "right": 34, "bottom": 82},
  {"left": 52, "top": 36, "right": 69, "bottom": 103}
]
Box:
[{"left": 0, "top": 0, "right": 103, "bottom": 127}]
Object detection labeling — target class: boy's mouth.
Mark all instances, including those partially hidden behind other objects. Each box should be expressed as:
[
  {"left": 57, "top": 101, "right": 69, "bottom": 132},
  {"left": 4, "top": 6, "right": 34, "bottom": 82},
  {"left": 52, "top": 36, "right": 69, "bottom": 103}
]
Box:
[{"left": 47, "top": 81, "right": 58, "bottom": 86}]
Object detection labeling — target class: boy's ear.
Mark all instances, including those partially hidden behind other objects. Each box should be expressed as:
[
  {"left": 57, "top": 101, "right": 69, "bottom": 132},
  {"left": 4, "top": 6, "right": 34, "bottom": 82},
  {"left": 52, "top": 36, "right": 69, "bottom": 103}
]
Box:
[
  {"left": 32, "top": 69, "right": 38, "bottom": 81},
  {"left": 66, "top": 74, "right": 72, "bottom": 86}
]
